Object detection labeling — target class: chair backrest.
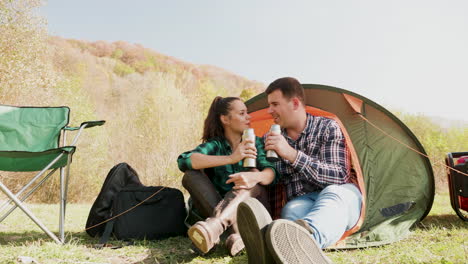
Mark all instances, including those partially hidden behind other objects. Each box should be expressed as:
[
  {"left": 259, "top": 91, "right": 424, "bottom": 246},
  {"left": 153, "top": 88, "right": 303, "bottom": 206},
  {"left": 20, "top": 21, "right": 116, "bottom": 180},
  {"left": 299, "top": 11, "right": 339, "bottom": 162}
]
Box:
[{"left": 0, "top": 105, "right": 70, "bottom": 152}]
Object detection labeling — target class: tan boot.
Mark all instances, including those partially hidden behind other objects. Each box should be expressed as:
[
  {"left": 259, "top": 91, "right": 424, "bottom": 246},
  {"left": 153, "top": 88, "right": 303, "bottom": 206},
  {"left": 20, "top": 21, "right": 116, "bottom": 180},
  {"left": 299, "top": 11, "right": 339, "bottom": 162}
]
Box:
[
  {"left": 183, "top": 170, "right": 224, "bottom": 254},
  {"left": 183, "top": 171, "right": 269, "bottom": 255},
  {"left": 188, "top": 217, "right": 224, "bottom": 254},
  {"left": 187, "top": 189, "right": 251, "bottom": 254}
]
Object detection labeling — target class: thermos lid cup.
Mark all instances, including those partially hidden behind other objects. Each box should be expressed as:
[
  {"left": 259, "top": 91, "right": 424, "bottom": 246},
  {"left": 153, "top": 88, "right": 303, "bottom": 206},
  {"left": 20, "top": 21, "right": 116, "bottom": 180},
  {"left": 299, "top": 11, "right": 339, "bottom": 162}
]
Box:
[{"left": 270, "top": 124, "right": 280, "bottom": 132}]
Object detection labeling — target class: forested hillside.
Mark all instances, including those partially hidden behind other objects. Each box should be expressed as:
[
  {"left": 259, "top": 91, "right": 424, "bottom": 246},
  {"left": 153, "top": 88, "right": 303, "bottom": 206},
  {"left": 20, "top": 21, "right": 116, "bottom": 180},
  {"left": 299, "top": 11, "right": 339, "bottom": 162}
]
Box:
[
  {"left": 0, "top": 1, "right": 466, "bottom": 202},
  {"left": 43, "top": 37, "right": 265, "bottom": 201},
  {"left": 0, "top": 0, "right": 264, "bottom": 202}
]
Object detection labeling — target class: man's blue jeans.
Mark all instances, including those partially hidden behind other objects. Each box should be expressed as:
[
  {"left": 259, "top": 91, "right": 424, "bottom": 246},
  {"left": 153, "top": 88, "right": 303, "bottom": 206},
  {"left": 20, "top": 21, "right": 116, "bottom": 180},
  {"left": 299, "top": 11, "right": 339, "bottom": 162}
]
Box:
[{"left": 281, "top": 183, "right": 362, "bottom": 248}]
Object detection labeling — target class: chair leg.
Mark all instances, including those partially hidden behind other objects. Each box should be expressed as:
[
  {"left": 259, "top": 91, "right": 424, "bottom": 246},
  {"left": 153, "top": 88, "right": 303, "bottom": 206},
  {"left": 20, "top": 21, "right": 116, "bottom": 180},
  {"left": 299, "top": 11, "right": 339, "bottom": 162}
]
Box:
[
  {"left": 0, "top": 152, "right": 63, "bottom": 216},
  {"left": 59, "top": 155, "right": 72, "bottom": 243},
  {"left": 0, "top": 169, "right": 58, "bottom": 222},
  {"left": 59, "top": 167, "right": 65, "bottom": 242},
  {"left": 64, "top": 155, "right": 72, "bottom": 215},
  {"left": 0, "top": 161, "right": 60, "bottom": 213},
  {"left": 0, "top": 151, "right": 68, "bottom": 244},
  {"left": 0, "top": 181, "right": 62, "bottom": 244}
]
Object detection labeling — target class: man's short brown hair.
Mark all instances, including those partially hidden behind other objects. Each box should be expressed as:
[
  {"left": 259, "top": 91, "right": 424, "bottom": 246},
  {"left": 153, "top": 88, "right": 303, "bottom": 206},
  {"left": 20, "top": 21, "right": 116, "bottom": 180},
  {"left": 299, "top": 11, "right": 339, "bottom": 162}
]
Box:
[{"left": 265, "top": 77, "right": 305, "bottom": 105}]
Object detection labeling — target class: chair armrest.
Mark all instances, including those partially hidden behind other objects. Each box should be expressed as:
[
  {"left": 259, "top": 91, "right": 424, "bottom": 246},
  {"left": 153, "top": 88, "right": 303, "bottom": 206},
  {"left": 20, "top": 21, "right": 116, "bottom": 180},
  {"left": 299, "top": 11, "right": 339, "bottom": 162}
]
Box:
[{"left": 65, "top": 120, "right": 105, "bottom": 131}]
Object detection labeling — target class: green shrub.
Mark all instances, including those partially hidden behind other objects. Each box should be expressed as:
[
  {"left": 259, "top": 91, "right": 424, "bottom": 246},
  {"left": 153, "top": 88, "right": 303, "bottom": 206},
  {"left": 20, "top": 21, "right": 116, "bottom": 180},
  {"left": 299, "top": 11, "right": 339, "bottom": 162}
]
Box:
[
  {"left": 239, "top": 87, "right": 257, "bottom": 101},
  {"left": 133, "top": 60, "right": 154, "bottom": 73},
  {"left": 111, "top": 48, "right": 123, "bottom": 59},
  {"left": 113, "top": 61, "right": 135, "bottom": 76}
]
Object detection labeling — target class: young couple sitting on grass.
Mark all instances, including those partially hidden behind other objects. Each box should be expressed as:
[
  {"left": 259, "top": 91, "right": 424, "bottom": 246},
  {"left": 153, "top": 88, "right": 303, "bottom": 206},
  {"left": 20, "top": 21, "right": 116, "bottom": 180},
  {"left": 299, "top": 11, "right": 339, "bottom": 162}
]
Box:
[{"left": 177, "top": 77, "right": 362, "bottom": 264}]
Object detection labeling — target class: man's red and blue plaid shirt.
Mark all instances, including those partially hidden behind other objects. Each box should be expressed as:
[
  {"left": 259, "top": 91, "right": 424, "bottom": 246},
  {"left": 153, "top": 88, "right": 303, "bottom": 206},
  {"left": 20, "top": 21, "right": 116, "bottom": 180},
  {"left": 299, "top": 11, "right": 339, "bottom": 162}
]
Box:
[{"left": 273, "top": 113, "right": 351, "bottom": 201}]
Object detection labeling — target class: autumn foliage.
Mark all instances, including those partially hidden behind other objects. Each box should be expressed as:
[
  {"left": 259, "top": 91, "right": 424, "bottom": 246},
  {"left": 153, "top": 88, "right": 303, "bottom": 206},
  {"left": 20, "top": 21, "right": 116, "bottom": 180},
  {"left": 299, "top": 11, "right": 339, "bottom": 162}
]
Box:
[{"left": 0, "top": 1, "right": 466, "bottom": 203}]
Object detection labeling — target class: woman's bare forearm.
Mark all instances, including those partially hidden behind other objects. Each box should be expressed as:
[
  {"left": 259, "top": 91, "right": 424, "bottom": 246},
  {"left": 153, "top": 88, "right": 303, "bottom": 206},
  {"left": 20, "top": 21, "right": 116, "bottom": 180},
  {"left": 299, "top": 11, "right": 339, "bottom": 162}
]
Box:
[{"left": 190, "top": 153, "right": 233, "bottom": 169}]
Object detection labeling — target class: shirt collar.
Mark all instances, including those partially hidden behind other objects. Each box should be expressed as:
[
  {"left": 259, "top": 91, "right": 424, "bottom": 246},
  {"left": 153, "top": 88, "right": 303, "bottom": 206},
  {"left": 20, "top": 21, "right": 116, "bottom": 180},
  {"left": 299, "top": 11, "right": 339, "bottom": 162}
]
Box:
[
  {"left": 303, "top": 113, "right": 313, "bottom": 135},
  {"left": 282, "top": 113, "right": 313, "bottom": 141}
]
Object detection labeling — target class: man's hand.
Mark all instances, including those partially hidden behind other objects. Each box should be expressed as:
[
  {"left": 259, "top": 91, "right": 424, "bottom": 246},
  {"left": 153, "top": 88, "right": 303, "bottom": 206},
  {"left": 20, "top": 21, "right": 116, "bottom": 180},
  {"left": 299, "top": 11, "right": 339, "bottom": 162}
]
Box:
[
  {"left": 226, "top": 172, "right": 258, "bottom": 190},
  {"left": 265, "top": 132, "right": 297, "bottom": 163}
]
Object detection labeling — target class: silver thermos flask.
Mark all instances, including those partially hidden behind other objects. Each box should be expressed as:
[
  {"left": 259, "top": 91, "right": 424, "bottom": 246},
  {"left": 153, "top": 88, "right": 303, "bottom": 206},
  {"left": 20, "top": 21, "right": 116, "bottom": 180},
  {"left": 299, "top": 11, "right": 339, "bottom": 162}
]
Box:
[
  {"left": 242, "top": 128, "right": 256, "bottom": 168},
  {"left": 266, "top": 124, "right": 281, "bottom": 162}
]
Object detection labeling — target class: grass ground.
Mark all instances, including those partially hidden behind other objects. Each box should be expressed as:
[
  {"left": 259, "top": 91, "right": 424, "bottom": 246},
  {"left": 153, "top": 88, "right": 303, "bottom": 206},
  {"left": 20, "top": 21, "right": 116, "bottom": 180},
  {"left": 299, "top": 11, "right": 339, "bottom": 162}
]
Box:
[{"left": 0, "top": 194, "right": 466, "bottom": 264}]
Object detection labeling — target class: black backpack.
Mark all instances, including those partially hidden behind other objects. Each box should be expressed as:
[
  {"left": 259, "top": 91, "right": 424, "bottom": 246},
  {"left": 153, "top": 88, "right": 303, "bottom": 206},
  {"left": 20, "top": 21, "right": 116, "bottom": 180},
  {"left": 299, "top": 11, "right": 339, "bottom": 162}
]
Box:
[{"left": 85, "top": 163, "right": 187, "bottom": 243}]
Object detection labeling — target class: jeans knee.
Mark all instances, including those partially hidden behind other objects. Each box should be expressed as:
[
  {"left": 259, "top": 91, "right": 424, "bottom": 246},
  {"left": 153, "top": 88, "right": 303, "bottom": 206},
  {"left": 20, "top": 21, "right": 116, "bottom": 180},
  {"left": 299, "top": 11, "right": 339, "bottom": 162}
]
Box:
[
  {"left": 321, "top": 184, "right": 343, "bottom": 196},
  {"left": 281, "top": 200, "right": 306, "bottom": 220},
  {"left": 320, "top": 184, "right": 356, "bottom": 202},
  {"left": 281, "top": 204, "right": 295, "bottom": 220}
]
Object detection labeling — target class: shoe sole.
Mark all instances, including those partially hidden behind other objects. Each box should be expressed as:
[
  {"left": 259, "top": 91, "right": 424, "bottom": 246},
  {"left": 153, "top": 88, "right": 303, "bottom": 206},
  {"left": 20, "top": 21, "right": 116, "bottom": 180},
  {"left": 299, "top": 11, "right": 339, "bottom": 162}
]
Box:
[
  {"left": 188, "top": 224, "right": 210, "bottom": 254},
  {"left": 265, "top": 219, "right": 333, "bottom": 264},
  {"left": 237, "top": 198, "right": 274, "bottom": 264}
]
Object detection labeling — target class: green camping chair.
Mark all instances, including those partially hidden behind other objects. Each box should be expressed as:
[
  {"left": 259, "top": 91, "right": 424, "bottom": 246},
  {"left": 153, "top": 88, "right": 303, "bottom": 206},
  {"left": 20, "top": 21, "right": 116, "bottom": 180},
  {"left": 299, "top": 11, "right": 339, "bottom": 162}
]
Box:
[{"left": 0, "top": 105, "right": 104, "bottom": 244}]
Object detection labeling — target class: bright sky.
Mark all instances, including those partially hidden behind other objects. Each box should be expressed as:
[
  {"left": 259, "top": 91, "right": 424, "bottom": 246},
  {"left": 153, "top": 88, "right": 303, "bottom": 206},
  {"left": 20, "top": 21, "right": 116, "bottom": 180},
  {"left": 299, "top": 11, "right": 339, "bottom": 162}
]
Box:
[{"left": 42, "top": 0, "right": 468, "bottom": 121}]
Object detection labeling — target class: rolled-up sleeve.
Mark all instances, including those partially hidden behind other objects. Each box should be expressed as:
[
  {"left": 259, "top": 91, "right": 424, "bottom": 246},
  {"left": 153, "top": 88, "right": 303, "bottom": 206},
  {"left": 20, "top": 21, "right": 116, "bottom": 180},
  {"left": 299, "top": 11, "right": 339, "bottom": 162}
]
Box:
[{"left": 177, "top": 141, "right": 219, "bottom": 172}]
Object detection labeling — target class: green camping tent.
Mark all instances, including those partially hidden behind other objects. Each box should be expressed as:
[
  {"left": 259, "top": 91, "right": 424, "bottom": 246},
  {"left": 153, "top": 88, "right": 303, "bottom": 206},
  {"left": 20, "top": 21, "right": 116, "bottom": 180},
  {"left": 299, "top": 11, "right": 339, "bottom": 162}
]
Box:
[{"left": 246, "top": 84, "right": 435, "bottom": 248}]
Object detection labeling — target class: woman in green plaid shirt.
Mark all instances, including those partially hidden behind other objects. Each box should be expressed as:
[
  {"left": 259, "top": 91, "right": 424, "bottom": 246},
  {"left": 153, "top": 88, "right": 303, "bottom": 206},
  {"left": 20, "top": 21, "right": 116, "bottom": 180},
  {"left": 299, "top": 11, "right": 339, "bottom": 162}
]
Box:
[{"left": 177, "top": 96, "right": 277, "bottom": 256}]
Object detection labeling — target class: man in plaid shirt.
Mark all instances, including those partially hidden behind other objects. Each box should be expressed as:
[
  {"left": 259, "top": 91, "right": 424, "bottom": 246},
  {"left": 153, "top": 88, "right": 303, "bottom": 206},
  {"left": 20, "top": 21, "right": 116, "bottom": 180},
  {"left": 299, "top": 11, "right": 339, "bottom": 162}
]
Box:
[{"left": 238, "top": 77, "right": 362, "bottom": 264}]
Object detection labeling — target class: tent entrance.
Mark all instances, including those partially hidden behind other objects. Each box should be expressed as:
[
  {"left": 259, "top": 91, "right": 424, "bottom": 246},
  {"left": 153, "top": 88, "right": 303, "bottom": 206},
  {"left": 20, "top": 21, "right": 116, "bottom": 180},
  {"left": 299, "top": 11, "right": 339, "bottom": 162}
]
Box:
[{"left": 249, "top": 105, "right": 366, "bottom": 245}]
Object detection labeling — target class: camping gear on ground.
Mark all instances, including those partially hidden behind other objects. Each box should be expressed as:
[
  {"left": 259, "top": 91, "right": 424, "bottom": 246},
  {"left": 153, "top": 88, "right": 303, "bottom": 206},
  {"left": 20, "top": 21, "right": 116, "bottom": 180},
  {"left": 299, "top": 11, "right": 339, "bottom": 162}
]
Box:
[
  {"left": 0, "top": 104, "right": 104, "bottom": 244},
  {"left": 445, "top": 152, "right": 468, "bottom": 221},
  {"left": 86, "top": 163, "right": 141, "bottom": 237},
  {"left": 111, "top": 186, "right": 186, "bottom": 240},
  {"left": 245, "top": 84, "right": 435, "bottom": 248},
  {"left": 86, "top": 163, "right": 187, "bottom": 244}
]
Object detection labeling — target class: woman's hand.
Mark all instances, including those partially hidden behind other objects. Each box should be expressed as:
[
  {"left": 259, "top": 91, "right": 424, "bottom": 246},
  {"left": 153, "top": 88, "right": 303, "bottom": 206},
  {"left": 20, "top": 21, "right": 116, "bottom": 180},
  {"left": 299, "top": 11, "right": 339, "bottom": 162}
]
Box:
[
  {"left": 226, "top": 172, "right": 257, "bottom": 190},
  {"left": 229, "top": 138, "right": 257, "bottom": 164},
  {"left": 226, "top": 167, "right": 275, "bottom": 189}
]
